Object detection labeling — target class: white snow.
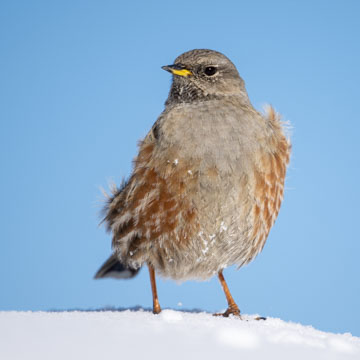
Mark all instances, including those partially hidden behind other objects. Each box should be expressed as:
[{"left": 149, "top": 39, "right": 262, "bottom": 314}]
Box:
[
  {"left": 220, "top": 221, "right": 227, "bottom": 232},
  {"left": 0, "top": 310, "right": 359, "bottom": 360}
]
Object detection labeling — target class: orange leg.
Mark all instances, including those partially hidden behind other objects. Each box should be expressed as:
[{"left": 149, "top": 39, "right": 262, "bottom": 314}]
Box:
[
  {"left": 148, "top": 264, "right": 161, "bottom": 314},
  {"left": 214, "top": 270, "right": 241, "bottom": 318}
]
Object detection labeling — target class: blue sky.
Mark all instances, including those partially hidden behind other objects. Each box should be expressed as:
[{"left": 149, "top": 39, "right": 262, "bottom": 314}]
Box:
[{"left": 1, "top": 0, "right": 359, "bottom": 336}]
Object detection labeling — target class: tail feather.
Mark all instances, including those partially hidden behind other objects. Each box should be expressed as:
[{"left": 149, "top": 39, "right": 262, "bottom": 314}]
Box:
[{"left": 94, "top": 253, "right": 140, "bottom": 279}]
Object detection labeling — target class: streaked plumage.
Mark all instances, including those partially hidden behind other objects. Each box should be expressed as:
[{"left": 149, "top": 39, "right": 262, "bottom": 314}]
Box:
[{"left": 95, "top": 49, "right": 290, "bottom": 316}]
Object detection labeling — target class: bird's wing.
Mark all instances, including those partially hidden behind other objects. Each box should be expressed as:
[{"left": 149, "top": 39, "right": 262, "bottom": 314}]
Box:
[
  {"left": 102, "top": 122, "right": 199, "bottom": 267},
  {"left": 246, "top": 106, "right": 291, "bottom": 261}
]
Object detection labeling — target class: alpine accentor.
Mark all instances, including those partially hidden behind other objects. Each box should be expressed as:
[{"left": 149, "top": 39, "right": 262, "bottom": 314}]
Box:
[{"left": 95, "top": 49, "right": 290, "bottom": 317}]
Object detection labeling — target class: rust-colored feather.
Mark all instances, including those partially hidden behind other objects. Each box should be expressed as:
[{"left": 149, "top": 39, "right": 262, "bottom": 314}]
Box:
[
  {"left": 104, "top": 140, "right": 200, "bottom": 270},
  {"left": 246, "top": 107, "right": 290, "bottom": 262}
]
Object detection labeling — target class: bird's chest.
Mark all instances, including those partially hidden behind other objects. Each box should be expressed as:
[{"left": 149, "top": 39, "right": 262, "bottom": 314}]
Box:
[
  {"left": 154, "top": 102, "right": 269, "bottom": 236},
  {"left": 161, "top": 102, "right": 256, "bottom": 174}
]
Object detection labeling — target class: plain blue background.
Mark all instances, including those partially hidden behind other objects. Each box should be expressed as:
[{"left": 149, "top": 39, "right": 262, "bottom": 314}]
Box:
[{"left": 1, "top": 0, "right": 359, "bottom": 336}]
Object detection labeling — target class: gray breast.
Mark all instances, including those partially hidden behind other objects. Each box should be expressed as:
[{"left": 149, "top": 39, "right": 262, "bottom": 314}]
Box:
[
  {"left": 154, "top": 99, "right": 263, "bottom": 280},
  {"left": 160, "top": 99, "right": 260, "bottom": 173}
]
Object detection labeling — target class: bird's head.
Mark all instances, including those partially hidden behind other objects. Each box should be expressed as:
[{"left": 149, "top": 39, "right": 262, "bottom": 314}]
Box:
[{"left": 162, "top": 49, "right": 249, "bottom": 105}]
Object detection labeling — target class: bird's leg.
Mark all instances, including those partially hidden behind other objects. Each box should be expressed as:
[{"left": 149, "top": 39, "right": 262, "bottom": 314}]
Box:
[
  {"left": 214, "top": 270, "right": 241, "bottom": 318},
  {"left": 148, "top": 264, "right": 161, "bottom": 314}
]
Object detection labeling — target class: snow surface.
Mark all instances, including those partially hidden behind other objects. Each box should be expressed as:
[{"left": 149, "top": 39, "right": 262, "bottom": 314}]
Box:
[{"left": 1, "top": 310, "right": 359, "bottom": 360}]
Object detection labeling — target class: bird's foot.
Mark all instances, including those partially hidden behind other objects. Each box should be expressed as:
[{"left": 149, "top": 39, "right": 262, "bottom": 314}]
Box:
[
  {"left": 213, "top": 305, "right": 241, "bottom": 318},
  {"left": 152, "top": 302, "right": 161, "bottom": 315}
]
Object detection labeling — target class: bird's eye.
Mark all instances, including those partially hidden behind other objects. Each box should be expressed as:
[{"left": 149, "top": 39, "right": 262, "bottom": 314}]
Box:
[{"left": 204, "top": 66, "right": 217, "bottom": 76}]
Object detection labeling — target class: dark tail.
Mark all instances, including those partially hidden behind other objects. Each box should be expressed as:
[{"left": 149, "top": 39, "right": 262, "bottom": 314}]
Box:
[{"left": 94, "top": 253, "right": 140, "bottom": 279}]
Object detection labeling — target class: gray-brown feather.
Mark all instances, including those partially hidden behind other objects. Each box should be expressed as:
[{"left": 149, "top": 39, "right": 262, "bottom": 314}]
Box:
[{"left": 101, "top": 49, "right": 290, "bottom": 281}]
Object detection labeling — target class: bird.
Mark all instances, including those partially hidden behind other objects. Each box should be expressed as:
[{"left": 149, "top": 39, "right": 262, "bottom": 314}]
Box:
[{"left": 95, "top": 49, "right": 291, "bottom": 317}]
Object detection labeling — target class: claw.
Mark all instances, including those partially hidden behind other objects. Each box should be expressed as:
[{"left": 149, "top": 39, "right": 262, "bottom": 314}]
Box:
[
  {"left": 213, "top": 306, "right": 241, "bottom": 318},
  {"left": 152, "top": 305, "right": 161, "bottom": 315}
]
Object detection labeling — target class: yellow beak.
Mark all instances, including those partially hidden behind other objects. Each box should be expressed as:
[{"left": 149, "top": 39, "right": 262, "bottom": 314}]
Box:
[{"left": 162, "top": 65, "right": 192, "bottom": 77}]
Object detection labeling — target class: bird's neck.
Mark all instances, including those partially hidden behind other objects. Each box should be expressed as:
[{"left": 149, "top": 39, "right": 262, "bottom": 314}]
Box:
[
  {"left": 165, "top": 82, "right": 212, "bottom": 106},
  {"left": 165, "top": 82, "right": 251, "bottom": 107}
]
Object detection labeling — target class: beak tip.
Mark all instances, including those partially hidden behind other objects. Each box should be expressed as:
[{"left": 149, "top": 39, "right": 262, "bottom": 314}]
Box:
[{"left": 162, "top": 65, "right": 171, "bottom": 73}]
